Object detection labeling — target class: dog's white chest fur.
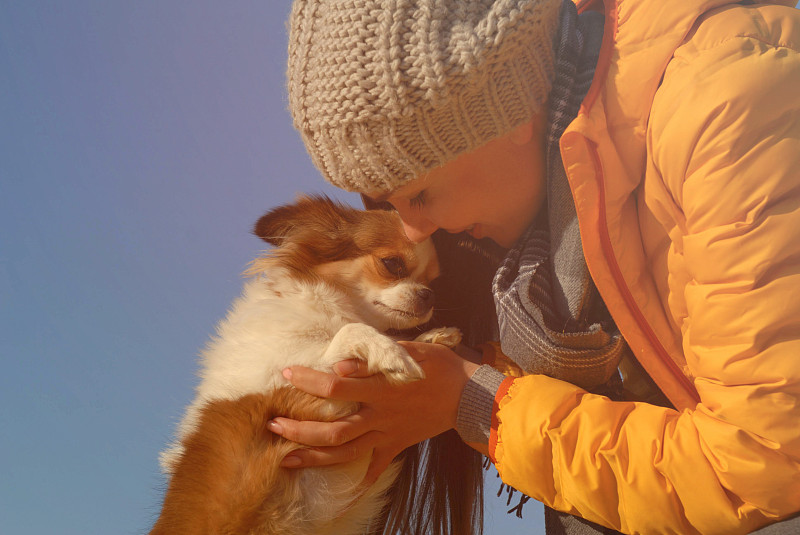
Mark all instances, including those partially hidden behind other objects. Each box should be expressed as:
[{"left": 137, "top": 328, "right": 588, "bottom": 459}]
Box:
[{"left": 161, "top": 269, "right": 421, "bottom": 474}]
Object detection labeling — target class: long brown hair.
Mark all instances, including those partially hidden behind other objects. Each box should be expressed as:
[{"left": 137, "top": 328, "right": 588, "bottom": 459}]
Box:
[{"left": 362, "top": 196, "right": 504, "bottom": 535}]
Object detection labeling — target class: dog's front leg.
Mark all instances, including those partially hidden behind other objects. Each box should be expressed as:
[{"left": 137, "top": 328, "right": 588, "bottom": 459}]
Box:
[{"left": 321, "top": 323, "right": 425, "bottom": 384}]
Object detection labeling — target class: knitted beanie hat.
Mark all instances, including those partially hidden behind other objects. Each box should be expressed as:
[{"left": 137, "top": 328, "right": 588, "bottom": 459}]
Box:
[{"left": 288, "top": 0, "right": 563, "bottom": 194}]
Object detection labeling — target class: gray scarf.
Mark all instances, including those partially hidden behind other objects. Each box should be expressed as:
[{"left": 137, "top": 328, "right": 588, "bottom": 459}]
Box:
[{"left": 493, "top": 0, "right": 624, "bottom": 394}]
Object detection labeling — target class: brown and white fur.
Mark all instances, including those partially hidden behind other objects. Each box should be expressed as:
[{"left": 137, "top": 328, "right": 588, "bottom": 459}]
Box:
[{"left": 151, "top": 195, "right": 460, "bottom": 535}]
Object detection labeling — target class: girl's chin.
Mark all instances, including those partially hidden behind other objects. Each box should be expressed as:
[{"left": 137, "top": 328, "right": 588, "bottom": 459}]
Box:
[{"left": 466, "top": 224, "right": 482, "bottom": 240}]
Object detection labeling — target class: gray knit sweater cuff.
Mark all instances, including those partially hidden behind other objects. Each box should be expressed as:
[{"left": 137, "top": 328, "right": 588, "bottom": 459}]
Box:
[{"left": 456, "top": 365, "right": 507, "bottom": 446}]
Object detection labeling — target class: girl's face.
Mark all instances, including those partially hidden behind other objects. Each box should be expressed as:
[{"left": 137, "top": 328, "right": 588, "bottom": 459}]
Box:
[{"left": 373, "top": 117, "right": 547, "bottom": 249}]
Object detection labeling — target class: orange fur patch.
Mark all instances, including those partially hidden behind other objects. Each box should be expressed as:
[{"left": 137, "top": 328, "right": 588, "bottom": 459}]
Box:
[{"left": 150, "top": 390, "right": 351, "bottom": 535}]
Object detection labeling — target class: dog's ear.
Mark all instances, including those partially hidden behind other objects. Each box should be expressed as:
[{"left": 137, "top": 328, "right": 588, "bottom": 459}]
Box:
[
  {"left": 253, "top": 203, "right": 303, "bottom": 246},
  {"left": 253, "top": 195, "right": 356, "bottom": 246}
]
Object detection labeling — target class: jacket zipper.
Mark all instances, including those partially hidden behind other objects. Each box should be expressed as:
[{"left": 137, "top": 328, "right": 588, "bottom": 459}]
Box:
[{"left": 587, "top": 140, "right": 701, "bottom": 405}]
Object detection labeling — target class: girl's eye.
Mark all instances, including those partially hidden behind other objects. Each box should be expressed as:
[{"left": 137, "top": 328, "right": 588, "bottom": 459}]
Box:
[
  {"left": 381, "top": 256, "right": 408, "bottom": 278},
  {"left": 409, "top": 190, "right": 427, "bottom": 209}
]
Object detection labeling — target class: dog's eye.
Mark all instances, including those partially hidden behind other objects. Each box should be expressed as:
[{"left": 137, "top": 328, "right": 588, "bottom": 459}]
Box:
[{"left": 381, "top": 256, "right": 408, "bottom": 278}]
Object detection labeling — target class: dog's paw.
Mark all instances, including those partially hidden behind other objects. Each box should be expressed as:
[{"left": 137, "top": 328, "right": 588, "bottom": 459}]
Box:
[
  {"left": 367, "top": 337, "right": 425, "bottom": 384},
  {"left": 414, "top": 327, "right": 462, "bottom": 348},
  {"left": 325, "top": 323, "right": 426, "bottom": 384}
]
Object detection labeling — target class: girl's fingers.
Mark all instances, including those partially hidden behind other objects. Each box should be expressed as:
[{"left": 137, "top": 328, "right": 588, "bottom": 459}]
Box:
[
  {"left": 279, "top": 431, "right": 382, "bottom": 468},
  {"left": 283, "top": 366, "right": 383, "bottom": 401},
  {"left": 268, "top": 410, "right": 369, "bottom": 447}
]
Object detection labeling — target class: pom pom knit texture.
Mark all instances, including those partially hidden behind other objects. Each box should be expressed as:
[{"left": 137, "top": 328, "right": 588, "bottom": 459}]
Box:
[{"left": 288, "top": 0, "right": 562, "bottom": 193}]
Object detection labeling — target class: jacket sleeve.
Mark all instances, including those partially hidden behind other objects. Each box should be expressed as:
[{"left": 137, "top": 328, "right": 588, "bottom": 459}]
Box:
[{"left": 489, "top": 11, "right": 800, "bottom": 535}]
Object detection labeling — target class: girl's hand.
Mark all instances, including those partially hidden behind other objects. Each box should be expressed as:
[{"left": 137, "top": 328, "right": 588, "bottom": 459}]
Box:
[{"left": 267, "top": 341, "right": 480, "bottom": 487}]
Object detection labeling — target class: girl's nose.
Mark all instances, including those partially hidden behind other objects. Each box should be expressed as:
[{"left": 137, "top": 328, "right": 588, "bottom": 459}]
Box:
[
  {"left": 396, "top": 208, "right": 438, "bottom": 243},
  {"left": 402, "top": 220, "right": 437, "bottom": 243}
]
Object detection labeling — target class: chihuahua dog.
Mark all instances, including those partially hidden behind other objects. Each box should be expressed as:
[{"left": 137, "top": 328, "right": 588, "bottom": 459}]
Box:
[{"left": 151, "top": 195, "right": 460, "bottom": 535}]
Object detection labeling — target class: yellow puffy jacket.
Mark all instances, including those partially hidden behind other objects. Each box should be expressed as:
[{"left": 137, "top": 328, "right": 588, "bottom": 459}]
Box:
[{"left": 488, "top": 0, "right": 800, "bottom": 533}]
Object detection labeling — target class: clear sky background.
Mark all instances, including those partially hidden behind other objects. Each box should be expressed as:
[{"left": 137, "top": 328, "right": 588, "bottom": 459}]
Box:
[{"left": 0, "top": 2, "right": 544, "bottom": 534}]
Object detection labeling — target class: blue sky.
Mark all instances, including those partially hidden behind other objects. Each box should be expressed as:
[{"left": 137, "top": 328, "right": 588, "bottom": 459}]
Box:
[{"left": 0, "top": 2, "right": 541, "bottom": 533}]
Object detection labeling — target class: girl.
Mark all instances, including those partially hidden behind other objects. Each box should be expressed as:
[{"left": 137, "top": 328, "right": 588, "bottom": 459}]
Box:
[{"left": 268, "top": 0, "right": 800, "bottom": 533}]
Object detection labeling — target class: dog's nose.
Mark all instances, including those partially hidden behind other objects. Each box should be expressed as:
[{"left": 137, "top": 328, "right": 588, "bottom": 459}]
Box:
[{"left": 416, "top": 288, "right": 434, "bottom": 308}]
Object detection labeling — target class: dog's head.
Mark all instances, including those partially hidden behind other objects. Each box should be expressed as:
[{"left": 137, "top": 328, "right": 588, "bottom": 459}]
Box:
[{"left": 252, "top": 195, "right": 440, "bottom": 331}]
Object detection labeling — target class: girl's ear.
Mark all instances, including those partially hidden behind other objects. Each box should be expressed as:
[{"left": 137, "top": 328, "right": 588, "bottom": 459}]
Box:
[
  {"left": 509, "top": 120, "right": 533, "bottom": 146},
  {"left": 508, "top": 114, "right": 545, "bottom": 146}
]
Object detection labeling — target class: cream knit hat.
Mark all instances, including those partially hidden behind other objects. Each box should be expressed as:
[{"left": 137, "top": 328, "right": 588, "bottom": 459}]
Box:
[{"left": 288, "top": 0, "right": 563, "bottom": 194}]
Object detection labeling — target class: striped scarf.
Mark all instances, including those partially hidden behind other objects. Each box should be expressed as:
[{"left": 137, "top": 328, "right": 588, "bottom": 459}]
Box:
[{"left": 493, "top": 0, "right": 625, "bottom": 395}]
